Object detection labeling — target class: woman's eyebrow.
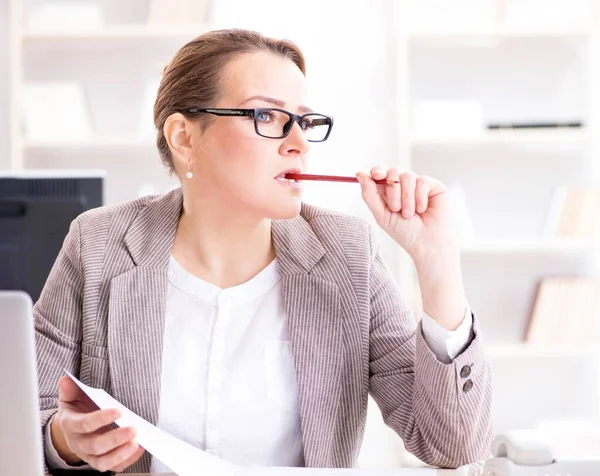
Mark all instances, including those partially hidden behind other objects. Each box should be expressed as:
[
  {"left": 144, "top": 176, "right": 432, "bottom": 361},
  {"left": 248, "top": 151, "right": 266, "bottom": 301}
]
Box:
[{"left": 240, "top": 95, "right": 314, "bottom": 113}]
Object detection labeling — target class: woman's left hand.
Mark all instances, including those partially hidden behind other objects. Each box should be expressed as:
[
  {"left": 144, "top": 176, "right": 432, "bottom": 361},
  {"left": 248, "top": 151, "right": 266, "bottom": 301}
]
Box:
[
  {"left": 356, "top": 166, "right": 456, "bottom": 263},
  {"left": 357, "top": 166, "right": 467, "bottom": 329}
]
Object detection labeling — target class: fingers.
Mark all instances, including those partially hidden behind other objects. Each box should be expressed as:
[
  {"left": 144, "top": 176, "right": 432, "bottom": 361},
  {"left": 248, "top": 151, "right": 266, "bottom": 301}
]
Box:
[
  {"left": 399, "top": 172, "right": 417, "bottom": 219},
  {"left": 415, "top": 176, "right": 430, "bottom": 214},
  {"left": 110, "top": 444, "right": 145, "bottom": 473},
  {"left": 385, "top": 168, "right": 401, "bottom": 212},
  {"left": 58, "top": 376, "right": 96, "bottom": 410},
  {"left": 62, "top": 408, "right": 121, "bottom": 435},
  {"left": 360, "top": 167, "right": 437, "bottom": 218},
  {"left": 369, "top": 165, "right": 387, "bottom": 181},
  {"left": 77, "top": 426, "right": 137, "bottom": 457},
  {"left": 85, "top": 439, "right": 141, "bottom": 473},
  {"left": 58, "top": 376, "right": 86, "bottom": 403}
]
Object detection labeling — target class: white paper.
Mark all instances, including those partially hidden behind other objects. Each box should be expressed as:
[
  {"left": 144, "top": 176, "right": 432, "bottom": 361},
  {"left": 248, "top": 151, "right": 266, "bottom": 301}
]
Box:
[
  {"left": 246, "top": 469, "right": 435, "bottom": 476},
  {"left": 66, "top": 372, "right": 435, "bottom": 476},
  {"left": 66, "top": 372, "right": 238, "bottom": 476}
]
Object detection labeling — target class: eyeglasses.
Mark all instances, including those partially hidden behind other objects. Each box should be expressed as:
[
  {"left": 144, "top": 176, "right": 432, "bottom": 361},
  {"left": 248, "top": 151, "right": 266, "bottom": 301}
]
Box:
[{"left": 181, "top": 107, "right": 334, "bottom": 142}]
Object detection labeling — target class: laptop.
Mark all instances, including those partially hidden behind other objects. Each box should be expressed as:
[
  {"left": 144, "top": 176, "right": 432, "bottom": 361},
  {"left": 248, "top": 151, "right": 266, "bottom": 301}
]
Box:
[{"left": 0, "top": 291, "right": 44, "bottom": 476}]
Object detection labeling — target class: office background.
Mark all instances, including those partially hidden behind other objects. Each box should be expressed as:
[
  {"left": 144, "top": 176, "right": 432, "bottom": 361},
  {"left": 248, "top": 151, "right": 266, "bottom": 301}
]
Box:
[{"left": 1, "top": 0, "right": 600, "bottom": 468}]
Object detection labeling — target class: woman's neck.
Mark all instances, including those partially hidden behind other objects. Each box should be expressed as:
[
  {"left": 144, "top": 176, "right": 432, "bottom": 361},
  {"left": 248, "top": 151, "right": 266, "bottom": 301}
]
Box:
[{"left": 172, "top": 195, "right": 275, "bottom": 289}]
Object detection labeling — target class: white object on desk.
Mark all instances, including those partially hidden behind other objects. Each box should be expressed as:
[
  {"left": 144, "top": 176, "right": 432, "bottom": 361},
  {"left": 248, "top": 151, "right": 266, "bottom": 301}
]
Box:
[{"left": 484, "top": 429, "right": 600, "bottom": 475}]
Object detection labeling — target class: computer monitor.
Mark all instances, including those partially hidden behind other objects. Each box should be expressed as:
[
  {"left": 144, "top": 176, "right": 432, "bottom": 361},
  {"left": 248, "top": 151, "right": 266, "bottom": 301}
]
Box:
[
  {"left": 0, "top": 291, "right": 44, "bottom": 476},
  {"left": 0, "top": 170, "right": 104, "bottom": 303}
]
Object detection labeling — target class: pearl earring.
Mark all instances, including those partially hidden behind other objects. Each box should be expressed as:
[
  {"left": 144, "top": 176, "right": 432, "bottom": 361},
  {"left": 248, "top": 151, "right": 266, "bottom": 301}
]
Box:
[{"left": 186, "top": 161, "right": 193, "bottom": 179}]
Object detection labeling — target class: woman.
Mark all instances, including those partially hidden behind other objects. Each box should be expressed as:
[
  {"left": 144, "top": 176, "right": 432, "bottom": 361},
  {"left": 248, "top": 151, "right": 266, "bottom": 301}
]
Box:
[{"left": 35, "top": 28, "right": 493, "bottom": 475}]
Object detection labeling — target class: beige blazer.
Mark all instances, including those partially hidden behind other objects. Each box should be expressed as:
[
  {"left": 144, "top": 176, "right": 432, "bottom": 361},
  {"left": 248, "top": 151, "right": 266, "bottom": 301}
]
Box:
[{"left": 34, "top": 188, "right": 493, "bottom": 474}]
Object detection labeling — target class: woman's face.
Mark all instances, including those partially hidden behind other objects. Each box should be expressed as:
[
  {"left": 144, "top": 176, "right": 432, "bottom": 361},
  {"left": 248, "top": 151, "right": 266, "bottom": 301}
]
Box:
[{"left": 188, "top": 51, "right": 313, "bottom": 221}]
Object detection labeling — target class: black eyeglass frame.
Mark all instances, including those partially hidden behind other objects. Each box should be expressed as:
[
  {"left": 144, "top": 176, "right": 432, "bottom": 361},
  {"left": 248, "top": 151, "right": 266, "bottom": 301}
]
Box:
[{"left": 181, "top": 107, "right": 334, "bottom": 142}]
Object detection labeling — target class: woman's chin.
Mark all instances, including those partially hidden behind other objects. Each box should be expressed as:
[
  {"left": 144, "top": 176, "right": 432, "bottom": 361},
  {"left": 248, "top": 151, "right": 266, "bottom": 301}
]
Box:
[{"left": 266, "top": 198, "right": 302, "bottom": 220}]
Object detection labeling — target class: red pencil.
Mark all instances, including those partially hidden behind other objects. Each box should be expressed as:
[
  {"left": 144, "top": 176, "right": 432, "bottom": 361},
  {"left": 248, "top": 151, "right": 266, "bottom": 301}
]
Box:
[{"left": 285, "top": 173, "right": 399, "bottom": 185}]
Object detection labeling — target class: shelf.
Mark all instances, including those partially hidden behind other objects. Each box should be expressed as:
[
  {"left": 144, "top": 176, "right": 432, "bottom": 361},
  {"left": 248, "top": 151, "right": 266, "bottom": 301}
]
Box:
[
  {"left": 486, "top": 343, "right": 599, "bottom": 360},
  {"left": 24, "top": 138, "right": 156, "bottom": 154},
  {"left": 408, "top": 27, "right": 591, "bottom": 41},
  {"left": 459, "top": 238, "right": 592, "bottom": 254},
  {"left": 411, "top": 129, "right": 590, "bottom": 150},
  {"left": 0, "top": 169, "right": 107, "bottom": 179},
  {"left": 22, "top": 25, "right": 209, "bottom": 43}
]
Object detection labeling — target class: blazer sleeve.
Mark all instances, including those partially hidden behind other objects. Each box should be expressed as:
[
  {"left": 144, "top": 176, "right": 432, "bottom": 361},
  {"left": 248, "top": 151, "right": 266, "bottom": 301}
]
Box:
[
  {"left": 34, "top": 218, "right": 87, "bottom": 474},
  {"left": 366, "top": 227, "right": 494, "bottom": 468}
]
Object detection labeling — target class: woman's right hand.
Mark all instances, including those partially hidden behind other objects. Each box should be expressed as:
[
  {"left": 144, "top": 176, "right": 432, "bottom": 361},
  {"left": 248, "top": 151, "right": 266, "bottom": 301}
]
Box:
[{"left": 50, "top": 375, "right": 145, "bottom": 473}]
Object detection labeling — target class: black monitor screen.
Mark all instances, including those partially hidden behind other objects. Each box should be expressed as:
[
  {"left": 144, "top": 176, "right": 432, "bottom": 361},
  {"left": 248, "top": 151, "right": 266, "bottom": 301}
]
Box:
[{"left": 0, "top": 173, "right": 103, "bottom": 303}]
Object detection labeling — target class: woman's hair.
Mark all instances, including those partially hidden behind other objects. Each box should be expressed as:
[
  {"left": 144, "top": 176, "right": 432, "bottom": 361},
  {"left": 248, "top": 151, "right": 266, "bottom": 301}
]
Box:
[{"left": 154, "top": 28, "right": 306, "bottom": 173}]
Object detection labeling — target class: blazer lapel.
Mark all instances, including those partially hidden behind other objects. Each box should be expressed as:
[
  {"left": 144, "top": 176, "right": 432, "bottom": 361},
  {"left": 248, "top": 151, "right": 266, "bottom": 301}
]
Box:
[
  {"left": 272, "top": 208, "right": 345, "bottom": 467},
  {"left": 107, "top": 188, "right": 183, "bottom": 429}
]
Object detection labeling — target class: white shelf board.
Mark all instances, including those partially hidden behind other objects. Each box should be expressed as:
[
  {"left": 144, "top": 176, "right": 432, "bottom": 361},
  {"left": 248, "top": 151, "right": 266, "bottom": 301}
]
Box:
[
  {"left": 24, "top": 137, "right": 156, "bottom": 153},
  {"left": 0, "top": 168, "right": 107, "bottom": 178},
  {"left": 411, "top": 128, "right": 590, "bottom": 149},
  {"left": 22, "top": 25, "right": 209, "bottom": 43},
  {"left": 459, "top": 238, "right": 592, "bottom": 254},
  {"left": 486, "top": 343, "right": 599, "bottom": 360},
  {"left": 408, "top": 27, "right": 591, "bottom": 41}
]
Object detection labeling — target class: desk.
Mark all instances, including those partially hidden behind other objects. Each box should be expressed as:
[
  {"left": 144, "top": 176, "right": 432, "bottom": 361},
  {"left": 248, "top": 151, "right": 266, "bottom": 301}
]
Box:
[{"left": 123, "top": 465, "right": 484, "bottom": 475}]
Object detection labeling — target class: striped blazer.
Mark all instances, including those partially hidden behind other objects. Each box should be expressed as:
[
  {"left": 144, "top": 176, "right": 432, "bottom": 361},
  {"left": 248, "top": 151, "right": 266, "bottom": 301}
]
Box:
[{"left": 34, "top": 187, "right": 493, "bottom": 474}]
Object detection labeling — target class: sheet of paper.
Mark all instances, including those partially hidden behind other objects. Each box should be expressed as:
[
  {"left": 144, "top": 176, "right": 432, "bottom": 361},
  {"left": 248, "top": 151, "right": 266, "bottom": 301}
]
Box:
[
  {"left": 66, "top": 372, "right": 238, "bottom": 476},
  {"left": 66, "top": 372, "right": 436, "bottom": 476},
  {"left": 243, "top": 468, "right": 436, "bottom": 476}
]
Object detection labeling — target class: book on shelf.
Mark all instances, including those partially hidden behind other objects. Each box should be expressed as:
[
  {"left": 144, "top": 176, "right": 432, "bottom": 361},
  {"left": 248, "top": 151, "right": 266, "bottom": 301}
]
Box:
[
  {"left": 136, "top": 79, "right": 161, "bottom": 140},
  {"left": 148, "top": 0, "right": 210, "bottom": 26},
  {"left": 23, "top": 81, "right": 93, "bottom": 143},
  {"left": 27, "top": 3, "right": 104, "bottom": 33},
  {"left": 524, "top": 276, "right": 600, "bottom": 346},
  {"left": 542, "top": 186, "right": 600, "bottom": 241}
]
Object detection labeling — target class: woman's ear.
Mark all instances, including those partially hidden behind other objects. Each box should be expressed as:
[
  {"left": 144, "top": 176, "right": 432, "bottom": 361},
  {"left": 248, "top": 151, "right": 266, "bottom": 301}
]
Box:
[{"left": 164, "top": 112, "right": 194, "bottom": 168}]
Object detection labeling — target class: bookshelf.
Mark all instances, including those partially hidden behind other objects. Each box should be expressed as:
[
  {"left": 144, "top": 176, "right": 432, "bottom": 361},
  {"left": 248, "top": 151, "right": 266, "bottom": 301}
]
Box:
[
  {"left": 393, "top": 0, "right": 600, "bottom": 437},
  {"left": 5, "top": 0, "right": 208, "bottom": 202}
]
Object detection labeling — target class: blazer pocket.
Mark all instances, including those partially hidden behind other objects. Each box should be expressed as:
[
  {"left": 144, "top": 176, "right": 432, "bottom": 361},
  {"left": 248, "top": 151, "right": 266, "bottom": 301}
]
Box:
[
  {"left": 81, "top": 343, "right": 110, "bottom": 391},
  {"left": 264, "top": 340, "right": 299, "bottom": 413},
  {"left": 81, "top": 342, "right": 108, "bottom": 360}
]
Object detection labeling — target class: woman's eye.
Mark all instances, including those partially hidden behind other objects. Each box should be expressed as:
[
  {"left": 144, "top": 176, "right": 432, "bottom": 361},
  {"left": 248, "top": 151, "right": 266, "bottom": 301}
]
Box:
[
  {"left": 256, "top": 111, "right": 274, "bottom": 122},
  {"left": 301, "top": 119, "right": 315, "bottom": 130}
]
